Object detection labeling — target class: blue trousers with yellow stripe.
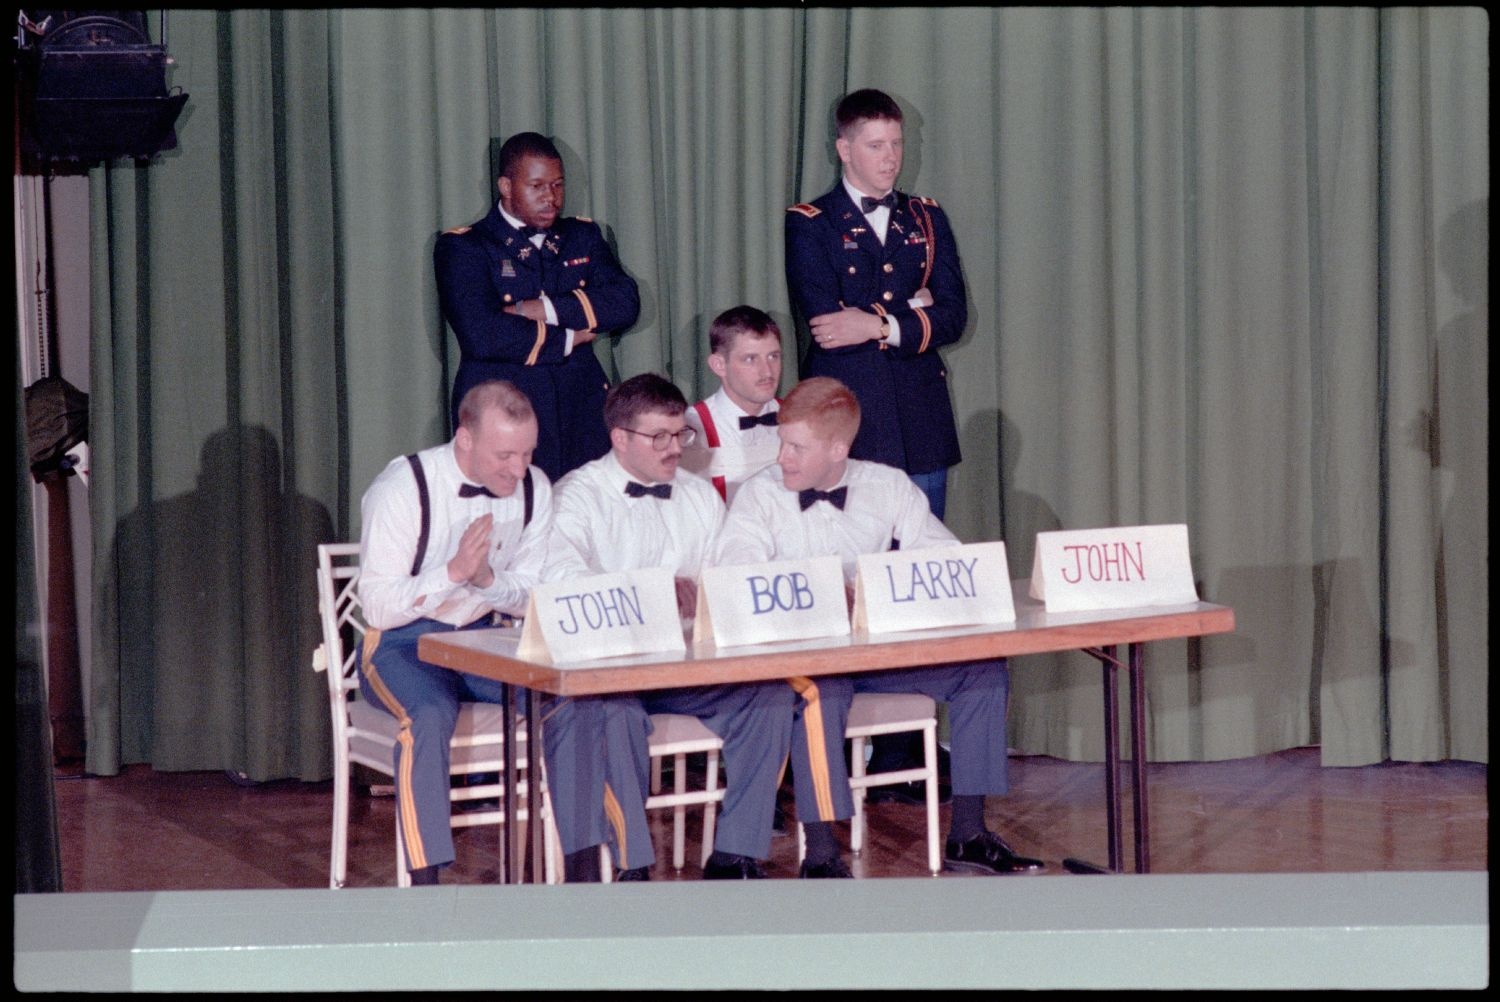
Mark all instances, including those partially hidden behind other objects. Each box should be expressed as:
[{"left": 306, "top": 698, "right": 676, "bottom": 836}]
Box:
[
  {"left": 598, "top": 682, "right": 795, "bottom": 869},
  {"left": 360, "top": 618, "right": 611, "bottom": 872},
  {"left": 790, "top": 660, "right": 1011, "bottom": 823}
]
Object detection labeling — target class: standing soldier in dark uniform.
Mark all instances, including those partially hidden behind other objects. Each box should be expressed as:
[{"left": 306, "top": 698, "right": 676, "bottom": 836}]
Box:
[
  {"left": 784, "top": 88, "right": 969, "bottom": 801},
  {"left": 435, "top": 132, "right": 640, "bottom": 482},
  {"left": 784, "top": 88, "right": 966, "bottom": 522}
]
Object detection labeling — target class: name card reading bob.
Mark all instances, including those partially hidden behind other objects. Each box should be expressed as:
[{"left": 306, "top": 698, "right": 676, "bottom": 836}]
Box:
[
  {"left": 518, "top": 567, "right": 685, "bottom": 663},
  {"left": 853, "top": 541, "right": 1015, "bottom": 634},
  {"left": 693, "top": 555, "right": 849, "bottom": 649},
  {"left": 1029, "top": 524, "right": 1198, "bottom": 613}
]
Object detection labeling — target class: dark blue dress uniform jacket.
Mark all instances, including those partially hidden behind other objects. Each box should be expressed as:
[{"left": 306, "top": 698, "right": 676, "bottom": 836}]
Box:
[
  {"left": 784, "top": 186, "right": 966, "bottom": 476},
  {"left": 435, "top": 205, "right": 640, "bottom": 481}
]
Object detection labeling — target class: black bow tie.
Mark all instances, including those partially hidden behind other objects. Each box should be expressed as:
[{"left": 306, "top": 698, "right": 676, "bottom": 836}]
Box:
[
  {"left": 798, "top": 486, "right": 848, "bottom": 511},
  {"left": 860, "top": 192, "right": 897, "bottom": 213},
  {"left": 520, "top": 224, "right": 550, "bottom": 239},
  {"left": 738, "top": 412, "right": 778, "bottom": 430},
  {"left": 625, "top": 481, "right": 672, "bottom": 500},
  {"left": 458, "top": 482, "right": 497, "bottom": 499}
]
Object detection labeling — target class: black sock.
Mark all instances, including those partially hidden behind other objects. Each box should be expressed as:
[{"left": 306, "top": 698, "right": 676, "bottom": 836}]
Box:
[
  {"left": 409, "top": 864, "right": 441, "bottom": 886},
  {"left": 948, "top": 795, "right": 987, "bottom": 843},
  {"left": 564, "top": 847, "right": 602, "bottom": 883},
  {"left": 867, "top": 732, "right": 922, "bottom": 773},
  {"left": 803, "top": 821, "right": 841, "bottom": 865}
]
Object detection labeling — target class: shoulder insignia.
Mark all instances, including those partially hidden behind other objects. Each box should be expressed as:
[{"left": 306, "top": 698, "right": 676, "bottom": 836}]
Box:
[
  {"left": 574, "top": 216, "right": 593, "bottom": 224},
  {"left": 787, "top": 203, "right": 822, "bottom": 218},
  {"left": 917, "top": 196, "right": 940, "bottom": 208},
  {"left": 442, "top": 225, "right": 471, "bottom": 235}
]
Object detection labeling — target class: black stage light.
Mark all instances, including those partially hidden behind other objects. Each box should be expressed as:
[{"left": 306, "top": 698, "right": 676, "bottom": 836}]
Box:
[{"left": 15, "top": 10, "right": 189, "bottom": 167}]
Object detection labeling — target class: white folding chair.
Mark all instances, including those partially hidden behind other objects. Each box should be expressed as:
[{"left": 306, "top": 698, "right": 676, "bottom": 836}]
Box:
[
  {"left": 645, "top": 714, "right": 725, "bottom": 870},
  {"left": 798, "top": 691, "right": 942, "bottom": 875},
  {"left": 597, "top": 714, "right": 725, "bottom": 880},
  {"left": 313, "top": 542, "right": 562, "bottom": 887}
]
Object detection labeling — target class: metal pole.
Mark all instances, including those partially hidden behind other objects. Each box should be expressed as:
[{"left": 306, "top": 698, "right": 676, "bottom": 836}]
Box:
[
  {"left": 1102, "top": 645, "right": 1122, "bottom": 872},
  {"left": 502, "top": 683, "right": 517, "bottom": 883},
  {"left": 527, "top": 688, "right": 543, "bottom": 883},
  {"left": 1129, "top": 643, "right": 1150, "bottom": 873}
]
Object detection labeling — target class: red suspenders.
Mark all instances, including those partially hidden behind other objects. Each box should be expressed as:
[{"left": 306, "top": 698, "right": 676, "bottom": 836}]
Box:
[{"left": 691, "top": 400, "right": 729, "bottom": 501}]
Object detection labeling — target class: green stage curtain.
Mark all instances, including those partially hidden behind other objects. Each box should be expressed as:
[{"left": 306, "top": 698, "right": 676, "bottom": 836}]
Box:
[{"left": 84, "top": 8, "right": 1486, "bottom": 780}]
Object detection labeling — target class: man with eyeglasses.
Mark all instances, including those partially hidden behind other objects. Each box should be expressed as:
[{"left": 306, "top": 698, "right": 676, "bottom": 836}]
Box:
[{"left": 548, "top": 373, "right": 794, "bottom": 880}]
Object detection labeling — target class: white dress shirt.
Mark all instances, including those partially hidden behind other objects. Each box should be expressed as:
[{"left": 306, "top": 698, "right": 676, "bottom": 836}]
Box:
[
  {"left": 715, "top": 458, "right": 956, "bottom": 581},
  {"left": 550, "top": 450, "right": 725, "bottom": 577},
  {"left": 358, "top": 441, "right": 555, "bottom": 629},
  {"left": 680, "top": 388, "right": 781, "bottom": 505}
]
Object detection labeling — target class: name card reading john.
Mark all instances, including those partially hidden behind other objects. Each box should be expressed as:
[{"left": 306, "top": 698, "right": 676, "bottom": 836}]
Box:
[
  {"left": 518, "top": 567, "right": 685, "bottom": 663},
  {"left": 1029, "top": 524, "right": 1198, "bottom": 613},
  {"left": 853, "top": 541, "right": 1015, "bottom": 634},
  {"left": 693, "top": 555, "right": 849, "bottom": 649}
]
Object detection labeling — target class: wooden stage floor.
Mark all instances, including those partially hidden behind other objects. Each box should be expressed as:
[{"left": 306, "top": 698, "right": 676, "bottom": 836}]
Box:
[{"left": 52, "top": 746, "right": 1486, "bottom": 891}]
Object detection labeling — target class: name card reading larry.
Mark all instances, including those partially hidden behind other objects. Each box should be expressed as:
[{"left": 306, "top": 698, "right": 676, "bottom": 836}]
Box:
[
  {"left": 693, "top": 555, "right": 849, "bottom": 649},
  {"left": 1029, "top": 524, "right": 1198, "bottom": 613},
  {"left": 517, "top": 567, "right": 685, "bottom": 663},
  {"left": 853, "top": 541, "right": 1015, "bottom": 634}
]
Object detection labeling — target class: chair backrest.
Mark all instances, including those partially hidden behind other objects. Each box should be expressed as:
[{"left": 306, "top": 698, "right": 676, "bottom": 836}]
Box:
[{"left": 314, "top": 543, "right": 367, "bottom": 726}]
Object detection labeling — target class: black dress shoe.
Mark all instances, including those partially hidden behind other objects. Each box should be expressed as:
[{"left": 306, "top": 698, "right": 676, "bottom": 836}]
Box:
[
  {"left": 703, "top": 854, "right": 768, "bottom": 879},
  {"left": 866, "top": 780, "right": 953, "bottom": 807},
  {"left": 943, "top": 831, "right": 1046, "bottom": 875},
  {"left": 798, "top": 857, "right": 854, "bottom": 879},
  {"left": 615, "top": 866, "right": 651, "bottom": 881}
]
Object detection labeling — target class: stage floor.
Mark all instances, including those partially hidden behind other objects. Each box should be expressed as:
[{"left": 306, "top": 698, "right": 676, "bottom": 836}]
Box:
[{"left": 52, "top": 745, "right": 1487, "bottom": 890}]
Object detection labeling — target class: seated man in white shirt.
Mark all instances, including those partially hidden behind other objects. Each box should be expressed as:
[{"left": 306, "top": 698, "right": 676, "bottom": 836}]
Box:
[
  {"left": 550, "top": 373, "right": 795, "bottom": 880},
  {"left": 715, "top": 376, "right": 1045, "bottom": 877},
  {"left": 680, "top": 305, "right": 784, "bottom": 505},
  {"left": 358, "top": 380, "right": 615, "bottom": 885}
]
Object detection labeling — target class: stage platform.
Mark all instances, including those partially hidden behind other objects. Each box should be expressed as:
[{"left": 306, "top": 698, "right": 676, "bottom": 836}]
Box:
[{"left": 15, "top": 870, "right": 1486, "bottom": 990}]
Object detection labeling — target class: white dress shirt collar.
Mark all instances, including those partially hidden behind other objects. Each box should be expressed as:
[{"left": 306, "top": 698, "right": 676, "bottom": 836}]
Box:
[
  {"left": 712, "top": 386, "right": 778, "bottom": 420},
  {"left": 602, "top": 448, "right": 676, "bottom": 491},
  {"left": 842, "top": 176, "right": 892, "bottom": 243},
  {"left": 499, "top": 204, "right": 545, "bottom": 246}
]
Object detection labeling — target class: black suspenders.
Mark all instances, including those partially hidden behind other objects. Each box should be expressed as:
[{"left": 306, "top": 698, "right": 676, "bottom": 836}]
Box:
[
  {"left": 405, "top": 453, "right": 533, "bottom": 576},
  {"left": 405, "top": 454, "right": 431, "bottom": 577}
]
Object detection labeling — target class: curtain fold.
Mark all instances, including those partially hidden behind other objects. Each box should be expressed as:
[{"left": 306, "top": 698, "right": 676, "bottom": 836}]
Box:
[
  {"left": 90, "top": 10, "right": 337, "bottom": 779},
  {"left": 85, "top": 7, "right": 1486, "bottom": 780}
]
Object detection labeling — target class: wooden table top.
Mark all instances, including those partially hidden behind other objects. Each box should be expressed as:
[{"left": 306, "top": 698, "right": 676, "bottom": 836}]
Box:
[{"left": 417, "top": 584, "right": 1235, "bottom": 697}]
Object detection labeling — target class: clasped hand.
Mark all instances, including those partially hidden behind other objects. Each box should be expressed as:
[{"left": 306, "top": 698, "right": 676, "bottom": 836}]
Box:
[
  {"left": 809, "top": 288, "right": 932, "bottom": 349},
  {"left": 448, "top": 514, "right": 496, "bottom": 589},
  {"left": 503, "top": 298, "right": 596, "bottom": 344}
]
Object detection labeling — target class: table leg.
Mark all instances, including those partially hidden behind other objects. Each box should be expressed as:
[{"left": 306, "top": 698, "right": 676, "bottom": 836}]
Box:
[
  {"left": 502, "top": 682, "right": 518, "bottom": 884},
  {"left": 526, "top": 687, "right": 543, "bottom": 883},
  {"left": 1063, "top": 645, "right": 1126, "bottom": 875},
  {"left": 1102, "top": 644, "right": 1123, "bottom": 872},
  {"left": 1128, "top": 643, "right": 1150, "bottom": 873}
]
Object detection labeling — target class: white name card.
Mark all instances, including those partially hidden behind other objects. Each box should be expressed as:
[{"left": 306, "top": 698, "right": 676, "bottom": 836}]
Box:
[
  {"left": 693, "top": 555, "right": 850, "bottom": 649},
  {"left": 518, "top": 567, "right": 685, "bottom": 663},
  {"left": 1028, "top": 524, "right": 1199, "bottom": 613},
  {"left": 853, "top": 541, "right": 1016, "bottom": 634}
]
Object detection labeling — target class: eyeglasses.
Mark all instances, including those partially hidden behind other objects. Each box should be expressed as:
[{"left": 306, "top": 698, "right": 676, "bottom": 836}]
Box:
[{"left": 620, "top": 426, "right": 697, "bottom": 451}]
